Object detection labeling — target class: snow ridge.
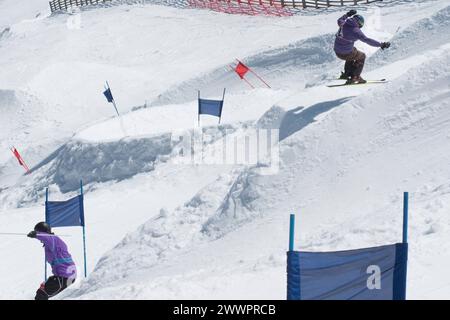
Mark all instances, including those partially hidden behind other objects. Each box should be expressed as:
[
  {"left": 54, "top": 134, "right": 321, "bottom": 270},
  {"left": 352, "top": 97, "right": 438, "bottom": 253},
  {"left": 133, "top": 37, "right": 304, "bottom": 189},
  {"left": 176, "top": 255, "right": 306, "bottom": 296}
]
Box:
[
  {"left": 367, "top": 4, "right": 450, "bottom": 70},
  {"left": 68, "top": 170, "right": 241, "bottom": 296},
  {"left": 149, "top": 33, "right": 337, "bottom": 107}
]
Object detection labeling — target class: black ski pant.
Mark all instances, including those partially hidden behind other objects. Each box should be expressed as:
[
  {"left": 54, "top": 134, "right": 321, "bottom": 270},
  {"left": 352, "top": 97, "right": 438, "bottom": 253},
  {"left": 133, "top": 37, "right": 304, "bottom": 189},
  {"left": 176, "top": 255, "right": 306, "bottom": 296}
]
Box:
[
  {"left": 35, "top": 276, "right": 73, "bottom": 300},
  {"left": 335, "top": 48, "right": 366, "bottom": 77}
]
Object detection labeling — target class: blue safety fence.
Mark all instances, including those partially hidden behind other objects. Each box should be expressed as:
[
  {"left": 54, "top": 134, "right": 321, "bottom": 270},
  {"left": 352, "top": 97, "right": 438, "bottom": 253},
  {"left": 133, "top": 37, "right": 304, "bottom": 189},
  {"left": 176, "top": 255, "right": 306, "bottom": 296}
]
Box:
[{"left": 287, "top": 192, "right": 409, "bottom": 300}]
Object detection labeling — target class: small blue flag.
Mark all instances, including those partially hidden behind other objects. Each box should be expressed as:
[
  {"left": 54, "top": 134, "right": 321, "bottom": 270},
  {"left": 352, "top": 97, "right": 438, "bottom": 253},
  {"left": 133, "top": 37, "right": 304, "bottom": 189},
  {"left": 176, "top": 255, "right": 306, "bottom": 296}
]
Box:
[
  {"left": 198, "top": 89, "right": 226, "bottom": 125},
  {"left": 103, "top": 88, "right": 114, "bottom": 103},
  {"left": 103, "top": 82, "right": 120, "bottom": 116}
]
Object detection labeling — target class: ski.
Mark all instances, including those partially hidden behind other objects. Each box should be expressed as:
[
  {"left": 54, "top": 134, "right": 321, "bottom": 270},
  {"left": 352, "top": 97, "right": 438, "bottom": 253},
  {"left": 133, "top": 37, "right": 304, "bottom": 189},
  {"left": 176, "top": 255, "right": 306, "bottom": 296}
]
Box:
[{"left": 327, "top": 79, "right": 387, "bottom": 88}]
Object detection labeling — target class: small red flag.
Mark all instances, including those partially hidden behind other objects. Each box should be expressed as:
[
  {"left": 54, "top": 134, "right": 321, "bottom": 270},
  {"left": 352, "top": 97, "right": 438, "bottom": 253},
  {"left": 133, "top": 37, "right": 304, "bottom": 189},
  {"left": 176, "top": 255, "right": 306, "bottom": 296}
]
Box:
[
  {"left": 11, "top": 147, "right": 29, "bottom": 172},
  {"left": 235, "top": 61, "right": 250, "bottom": 79},
  {"left": 12, "top": 148, "right": 24, "bottom": 166}
]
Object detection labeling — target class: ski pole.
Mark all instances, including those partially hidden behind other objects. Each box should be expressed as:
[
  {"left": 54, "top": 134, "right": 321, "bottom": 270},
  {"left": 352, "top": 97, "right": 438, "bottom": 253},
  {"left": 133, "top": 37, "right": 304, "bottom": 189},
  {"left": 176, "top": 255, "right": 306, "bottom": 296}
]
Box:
[
  {"left": 0, "top": 232, "right": 72, "bottom": 237},
  {"left": 0, "top": 232, "right": 32, "bottom": 236}
]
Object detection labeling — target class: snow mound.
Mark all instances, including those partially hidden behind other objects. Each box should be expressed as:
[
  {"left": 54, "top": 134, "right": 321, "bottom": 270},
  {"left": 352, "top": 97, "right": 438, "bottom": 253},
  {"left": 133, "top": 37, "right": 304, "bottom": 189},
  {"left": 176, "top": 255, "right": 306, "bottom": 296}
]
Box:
[
  {"left": 0, "top": 121, "right": 240, "bottom": 209},
  {"left": 52, "top": 125, "right": 238, "bottom": 192},
  {"left": 68, "top": 171, "right": 241, "bottom": 296},
  {"left": 0, "top": 133, "right": 174, "bottom": 206},
  {"left": 52, "top": 136, "right": 172, "bottom": 193}
]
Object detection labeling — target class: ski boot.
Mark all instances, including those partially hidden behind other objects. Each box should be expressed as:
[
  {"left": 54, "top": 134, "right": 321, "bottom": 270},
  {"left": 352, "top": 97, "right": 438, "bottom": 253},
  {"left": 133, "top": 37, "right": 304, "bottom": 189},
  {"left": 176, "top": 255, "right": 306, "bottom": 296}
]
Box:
[
  {"left": 346, "top": 75, "right": 367, "bottom": 85},
  {"left": 339, "top": 72, "right": 351, "bottom": 80}
]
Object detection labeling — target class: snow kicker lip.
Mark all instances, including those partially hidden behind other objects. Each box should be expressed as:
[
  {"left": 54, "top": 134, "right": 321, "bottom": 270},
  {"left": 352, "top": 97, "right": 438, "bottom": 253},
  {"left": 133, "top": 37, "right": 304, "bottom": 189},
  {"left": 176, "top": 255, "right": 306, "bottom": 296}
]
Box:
[
  {"left": 0, "top": 124, "right": 239, "bottom": 208},
  {"left": 52, "top": 136, "right": 172, "bottom": 193}
]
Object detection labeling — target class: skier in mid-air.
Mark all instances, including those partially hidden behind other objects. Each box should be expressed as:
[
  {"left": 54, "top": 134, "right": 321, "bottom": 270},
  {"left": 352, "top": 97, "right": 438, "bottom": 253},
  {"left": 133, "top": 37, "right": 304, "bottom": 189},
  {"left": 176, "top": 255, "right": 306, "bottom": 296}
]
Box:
[
  {"left": 28, "top": 222, "right": 76, "bottom": 300},
  {"left": 334, "top": 10, "right": 391, "bottom": 84}
]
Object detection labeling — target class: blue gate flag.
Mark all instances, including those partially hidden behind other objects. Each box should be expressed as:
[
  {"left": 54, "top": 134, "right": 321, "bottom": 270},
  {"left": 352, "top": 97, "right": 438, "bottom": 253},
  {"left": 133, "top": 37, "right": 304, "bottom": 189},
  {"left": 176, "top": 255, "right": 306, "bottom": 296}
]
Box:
[
  {"left": 103, "top": 81, "right": 120, "bottom": 116},
  {"left": 103, "top": 88, "right": 114, "bottom": 103},
  {"left": 46, "top": 195, "right": 85, "bottom": 228},
  {"left": 198, "top": 89, "right": 226, "bottom": 125},
  {"left": 44, "top": 181, "right": 88, "bottom": 279},
  {"left": 287, "top": 243, "right": 408, "bottom": 300},
  {"left": 199, "top": 99, "right": 224, "bottom": 117}
]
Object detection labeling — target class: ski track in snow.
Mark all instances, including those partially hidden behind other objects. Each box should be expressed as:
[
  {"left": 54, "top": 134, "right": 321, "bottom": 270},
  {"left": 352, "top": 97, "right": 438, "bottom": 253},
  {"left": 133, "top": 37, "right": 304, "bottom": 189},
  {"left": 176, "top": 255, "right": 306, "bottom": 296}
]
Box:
[{"left": 1, "top": 0, "right": 450, "bottom": 299}]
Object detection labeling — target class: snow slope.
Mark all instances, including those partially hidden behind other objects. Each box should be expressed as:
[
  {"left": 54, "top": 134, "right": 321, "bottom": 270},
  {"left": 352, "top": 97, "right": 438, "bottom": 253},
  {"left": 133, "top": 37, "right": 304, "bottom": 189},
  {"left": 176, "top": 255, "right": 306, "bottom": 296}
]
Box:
[
  {"left": 0, "top": 0, "right": 49, "bottom": 30},
  {"left": 1, "top": 0, "right": 450, "bottom": 299}
]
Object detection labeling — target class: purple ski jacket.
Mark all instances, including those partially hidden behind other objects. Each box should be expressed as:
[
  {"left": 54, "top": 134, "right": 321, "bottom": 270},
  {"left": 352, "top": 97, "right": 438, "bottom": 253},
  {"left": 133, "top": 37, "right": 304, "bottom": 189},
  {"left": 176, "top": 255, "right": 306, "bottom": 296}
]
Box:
[
  {"left": 334, "top": 15, "right": 382, "bottom": 54},
  {"left": 37, "top": 232, "right": 77, "bottom": 279}
]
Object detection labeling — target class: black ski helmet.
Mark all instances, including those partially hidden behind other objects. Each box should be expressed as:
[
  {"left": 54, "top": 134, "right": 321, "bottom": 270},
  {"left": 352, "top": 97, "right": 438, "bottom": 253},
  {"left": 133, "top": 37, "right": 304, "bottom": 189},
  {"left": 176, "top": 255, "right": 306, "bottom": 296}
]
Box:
[
  {"left": 353, "top": 15, "right": 365, "bottom": 28},
  {"left": 34, "top": 222, "right": 52, "bottom": 234}
]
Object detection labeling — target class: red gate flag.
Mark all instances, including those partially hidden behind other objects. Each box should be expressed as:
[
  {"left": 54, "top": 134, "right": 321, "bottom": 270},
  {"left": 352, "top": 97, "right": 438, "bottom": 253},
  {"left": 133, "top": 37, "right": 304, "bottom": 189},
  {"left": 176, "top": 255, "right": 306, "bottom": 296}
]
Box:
[
  {"left": 11, "top": 147, "right": 30, "bottom": 173},
  {"left": 235, "top": 61, "right": 250, "bottom": 79},
  {"left": 232, "top": 59, "right": 271, "bottom": 89},
  {"left": 13, "top": 148, "right": 24, "bottom": 166}
]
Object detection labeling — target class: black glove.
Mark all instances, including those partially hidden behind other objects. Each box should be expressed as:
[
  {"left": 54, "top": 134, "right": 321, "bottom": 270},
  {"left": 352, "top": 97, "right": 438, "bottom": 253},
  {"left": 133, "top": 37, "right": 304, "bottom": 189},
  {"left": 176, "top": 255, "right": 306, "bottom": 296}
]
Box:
[
  {"left": 27, "top": 231, "right": 37, "bottom": 238},
  {"left": 381, "top": 42, "right": 391, "bottom": 50},
  {"left": 346, "top": 10, "right": 357, "bottom": 17}
]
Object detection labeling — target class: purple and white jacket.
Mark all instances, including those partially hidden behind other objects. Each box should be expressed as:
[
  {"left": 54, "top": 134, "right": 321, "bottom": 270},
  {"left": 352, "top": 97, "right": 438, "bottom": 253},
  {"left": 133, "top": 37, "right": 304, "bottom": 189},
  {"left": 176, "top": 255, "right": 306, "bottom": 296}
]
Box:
[
  {"left": 334, "top": 15, "right": 382, "bottom": 55},
  {"left": 37, "top": 232, "right": 77, "bottom": 279}
]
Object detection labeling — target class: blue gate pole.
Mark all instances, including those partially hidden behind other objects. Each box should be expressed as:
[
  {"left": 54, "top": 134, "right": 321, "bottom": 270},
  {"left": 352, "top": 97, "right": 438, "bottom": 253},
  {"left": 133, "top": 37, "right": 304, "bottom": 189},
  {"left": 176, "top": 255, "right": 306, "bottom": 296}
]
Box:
[
  {"left": 81, "top": 180, "right": 87, "bottom": 278},
  {"left": 219, "top": 88, "right": 226, "bottom": 125},
  {"left": 402, "top": 192, "right": 409, "bottom": 300},
  {"left": 82, "top": 226, "right": 87, "bottom": 278},
  {"left": 198, "top": 90, "right": 201, "bottom": 127},
  {"left": 289, "top": 214, "right": 295, "bottom": 251},
  {"left": 44, "top": 188, "right": 49, "bottom": 281},
  {"left": 403, "top": 192, "right": 408, "bottom": 244}
]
